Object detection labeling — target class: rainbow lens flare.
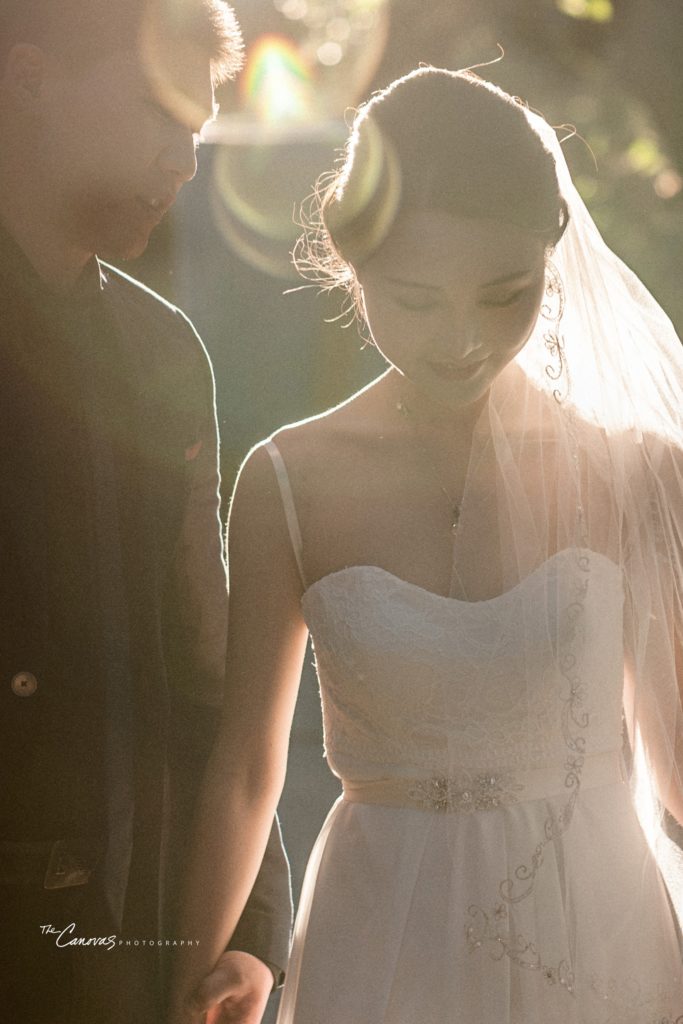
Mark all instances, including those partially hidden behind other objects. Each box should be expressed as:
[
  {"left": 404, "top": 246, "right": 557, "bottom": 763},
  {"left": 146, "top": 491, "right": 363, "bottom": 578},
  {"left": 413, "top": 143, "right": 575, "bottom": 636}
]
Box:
[
  {"left": 208, "top": 1, "right": 391, "bottom": 278},
  {"left": 241, "top": 34, "right": 316, "bottom": 123}
]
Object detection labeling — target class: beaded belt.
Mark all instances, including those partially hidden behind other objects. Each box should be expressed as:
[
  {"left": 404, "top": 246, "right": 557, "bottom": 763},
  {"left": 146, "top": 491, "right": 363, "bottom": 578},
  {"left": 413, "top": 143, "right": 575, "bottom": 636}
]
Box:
[{"left": 342, "top": 750, "right": 625, "bottom": 813}]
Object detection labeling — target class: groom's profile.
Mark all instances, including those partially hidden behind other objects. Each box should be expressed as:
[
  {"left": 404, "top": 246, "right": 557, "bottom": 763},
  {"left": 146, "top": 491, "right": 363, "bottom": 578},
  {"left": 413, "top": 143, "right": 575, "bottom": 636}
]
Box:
[{"left": 0, "top": 2, "right": 291, "bottom": 1022}]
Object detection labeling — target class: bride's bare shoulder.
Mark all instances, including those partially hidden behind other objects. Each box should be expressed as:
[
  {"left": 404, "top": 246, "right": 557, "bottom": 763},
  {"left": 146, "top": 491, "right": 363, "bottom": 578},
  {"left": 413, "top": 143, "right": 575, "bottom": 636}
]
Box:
[
  {"left": 267, "top": 375, "right": 387, "bottom": 463},
  {"left": 233, "top": 374, "right": 388, "bottom": 511}
]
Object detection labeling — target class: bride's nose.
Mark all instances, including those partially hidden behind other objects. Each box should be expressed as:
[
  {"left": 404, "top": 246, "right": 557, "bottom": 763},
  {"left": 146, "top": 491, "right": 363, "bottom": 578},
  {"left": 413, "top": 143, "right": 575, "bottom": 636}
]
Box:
[{"left": 436, "top": 312, "right": 480, "bottom": 360}]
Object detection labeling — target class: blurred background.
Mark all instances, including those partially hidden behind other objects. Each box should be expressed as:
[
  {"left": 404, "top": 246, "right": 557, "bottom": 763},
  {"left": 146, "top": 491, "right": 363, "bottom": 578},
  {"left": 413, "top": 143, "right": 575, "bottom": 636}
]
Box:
[{"left": 126, "top": 1, "right": 683, "bottom": 1015}]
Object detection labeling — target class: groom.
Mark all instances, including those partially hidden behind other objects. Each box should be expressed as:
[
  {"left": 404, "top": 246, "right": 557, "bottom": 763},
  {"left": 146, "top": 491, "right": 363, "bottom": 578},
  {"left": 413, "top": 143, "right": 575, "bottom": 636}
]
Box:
[{"left": 0, "top": 2, "right": 291, "bottom": 1022}]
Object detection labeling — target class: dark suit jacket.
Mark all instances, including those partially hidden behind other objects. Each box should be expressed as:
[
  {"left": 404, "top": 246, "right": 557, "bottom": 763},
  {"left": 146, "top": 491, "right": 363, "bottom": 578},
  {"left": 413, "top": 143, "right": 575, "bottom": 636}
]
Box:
[{"left": 0, "top": 232, "right": 291, "bottom": 1011}]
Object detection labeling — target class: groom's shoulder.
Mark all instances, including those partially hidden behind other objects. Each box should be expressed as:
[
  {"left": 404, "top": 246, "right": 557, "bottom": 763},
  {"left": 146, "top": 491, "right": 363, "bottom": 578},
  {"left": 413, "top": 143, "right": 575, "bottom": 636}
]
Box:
[
  {"left": 98, "top": 261, "right": 210, "bottom": 374},
  {"left": 99, "top": 260, "right": 205, "bottom": 344},
  {"left": 99, "top": 260, "right": 185, "bottom": 324}
]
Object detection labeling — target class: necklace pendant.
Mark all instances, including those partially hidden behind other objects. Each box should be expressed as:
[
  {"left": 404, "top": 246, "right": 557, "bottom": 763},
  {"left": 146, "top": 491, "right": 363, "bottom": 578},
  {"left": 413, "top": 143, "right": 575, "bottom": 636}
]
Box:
[{"left": 398, "top": 396, "right": 462, "bottom": 535}]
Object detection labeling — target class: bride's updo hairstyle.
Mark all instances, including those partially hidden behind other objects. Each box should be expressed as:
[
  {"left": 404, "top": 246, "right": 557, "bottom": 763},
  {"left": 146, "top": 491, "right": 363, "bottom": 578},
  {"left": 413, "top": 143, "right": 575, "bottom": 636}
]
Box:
[{"left": 300, "top": 66, "right": 569, "bottom": 303}]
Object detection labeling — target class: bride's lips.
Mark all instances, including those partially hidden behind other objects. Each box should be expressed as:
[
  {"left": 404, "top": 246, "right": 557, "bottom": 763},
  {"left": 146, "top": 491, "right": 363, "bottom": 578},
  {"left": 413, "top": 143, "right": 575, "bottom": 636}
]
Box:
[{"left": 426, "top": 356, "right": 490, "bottom": 381}]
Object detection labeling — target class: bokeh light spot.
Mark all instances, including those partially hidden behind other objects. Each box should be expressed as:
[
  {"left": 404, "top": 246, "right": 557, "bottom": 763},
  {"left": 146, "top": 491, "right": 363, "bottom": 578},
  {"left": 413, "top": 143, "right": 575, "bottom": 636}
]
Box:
[
  {"left": 276, "top": 0, "right": 309, "bottom": 20},
  {"left": 627, "top": 137, "right": 664, "bottom": 176},
  {"left": 317, "top": 41, "right": 343, "bottom": 66},
  {"left": 557, "top": 0, "right": 614, "bottom": 22},
  {"left": 654, "top": 170, "right": 683, "bottom": 200}
]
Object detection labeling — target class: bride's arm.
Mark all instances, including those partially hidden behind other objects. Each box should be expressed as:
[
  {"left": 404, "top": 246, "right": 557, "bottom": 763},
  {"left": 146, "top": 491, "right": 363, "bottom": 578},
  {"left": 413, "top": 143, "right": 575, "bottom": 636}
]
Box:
[{"left": 168, "top": 442, "right": 309, "bottom": 1022}]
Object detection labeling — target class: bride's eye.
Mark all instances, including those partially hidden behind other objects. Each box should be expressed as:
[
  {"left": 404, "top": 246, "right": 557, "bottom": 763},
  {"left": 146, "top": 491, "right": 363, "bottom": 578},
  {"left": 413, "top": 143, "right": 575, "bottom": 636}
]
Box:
[
  {"left": 395, "top": 296, "right": 439, "bottom": 312},
  {"left": 480, "top": 287, "right": 529, "bottom": 309}
]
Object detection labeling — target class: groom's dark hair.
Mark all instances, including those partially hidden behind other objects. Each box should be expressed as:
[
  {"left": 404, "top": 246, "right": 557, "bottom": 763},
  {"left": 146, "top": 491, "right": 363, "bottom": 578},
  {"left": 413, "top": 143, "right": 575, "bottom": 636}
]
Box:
[{"left": 0, "top": 0, "right": 244, "bottom": 83}]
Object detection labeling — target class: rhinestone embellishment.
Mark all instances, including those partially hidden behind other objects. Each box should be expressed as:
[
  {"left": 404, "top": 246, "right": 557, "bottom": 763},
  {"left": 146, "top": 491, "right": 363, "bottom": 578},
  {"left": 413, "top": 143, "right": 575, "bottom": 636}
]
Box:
[{"left": 407, "top": 772, "right": 523, "bottom": 812}]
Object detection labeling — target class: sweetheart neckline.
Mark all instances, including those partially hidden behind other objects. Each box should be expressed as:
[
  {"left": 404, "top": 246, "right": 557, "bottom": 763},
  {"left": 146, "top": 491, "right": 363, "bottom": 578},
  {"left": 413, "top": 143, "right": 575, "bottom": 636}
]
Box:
[{"left": 300, "top": 547, "right": 622, "bottom": 609}]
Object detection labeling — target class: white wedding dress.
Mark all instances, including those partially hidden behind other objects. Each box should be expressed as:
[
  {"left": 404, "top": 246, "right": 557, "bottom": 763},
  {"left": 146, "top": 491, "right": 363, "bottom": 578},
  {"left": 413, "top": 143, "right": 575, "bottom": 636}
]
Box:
[{"left": 267, "top": 441, "right": 683, "bottom": 1024}]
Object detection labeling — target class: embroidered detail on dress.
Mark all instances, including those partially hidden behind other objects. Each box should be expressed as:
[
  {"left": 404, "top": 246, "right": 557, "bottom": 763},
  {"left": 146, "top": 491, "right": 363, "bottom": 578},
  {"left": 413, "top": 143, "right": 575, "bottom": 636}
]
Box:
[
  {"left": 407, "top": 772, "right": 523, "bottom": 813},
  {"left": 500, "top": 574, "right": 589, "bottom": 904},
  {"left": 466, "top": 552, "right": 591, "bottom": 993},
  {"left": 465, "top": 904, "right": 575, "bottom": 993}
]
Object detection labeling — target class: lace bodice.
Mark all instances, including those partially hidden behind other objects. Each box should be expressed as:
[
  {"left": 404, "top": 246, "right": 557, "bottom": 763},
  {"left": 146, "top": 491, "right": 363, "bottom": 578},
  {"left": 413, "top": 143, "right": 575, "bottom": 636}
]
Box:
[{"left": 300, "top": 552, "right": 625, "bottom": 785}]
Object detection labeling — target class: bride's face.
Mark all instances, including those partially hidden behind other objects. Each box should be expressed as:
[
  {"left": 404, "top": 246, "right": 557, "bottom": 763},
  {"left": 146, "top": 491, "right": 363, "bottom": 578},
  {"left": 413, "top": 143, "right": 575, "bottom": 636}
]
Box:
[{"left": 356, "top": 209, "right": 547, "bottom": 410}]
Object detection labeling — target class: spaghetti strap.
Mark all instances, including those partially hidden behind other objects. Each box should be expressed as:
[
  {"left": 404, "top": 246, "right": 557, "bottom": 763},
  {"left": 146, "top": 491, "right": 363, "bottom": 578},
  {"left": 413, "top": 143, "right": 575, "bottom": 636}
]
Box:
[{"left": 264, "top": 440, "right": 308, "bottom": 590}]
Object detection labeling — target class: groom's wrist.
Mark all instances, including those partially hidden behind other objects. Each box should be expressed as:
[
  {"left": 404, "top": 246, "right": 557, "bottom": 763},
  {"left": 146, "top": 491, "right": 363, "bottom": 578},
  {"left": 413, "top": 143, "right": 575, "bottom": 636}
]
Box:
[{"left": 261, "top": 957, "right": 284, "bottom": 991}]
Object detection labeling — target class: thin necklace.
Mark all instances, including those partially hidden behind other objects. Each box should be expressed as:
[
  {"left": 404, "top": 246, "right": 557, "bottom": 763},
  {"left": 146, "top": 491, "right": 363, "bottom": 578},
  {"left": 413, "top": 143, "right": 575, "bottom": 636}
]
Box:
[{"left": 396, "top": 399, "right": 462, "bottom": 534}]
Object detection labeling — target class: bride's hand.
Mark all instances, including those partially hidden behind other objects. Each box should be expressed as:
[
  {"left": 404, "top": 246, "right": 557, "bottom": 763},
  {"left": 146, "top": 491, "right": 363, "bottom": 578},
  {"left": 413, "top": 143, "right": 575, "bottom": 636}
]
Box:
[{"left": 168, "top": 950, "right": 275, "bottom": 1024}]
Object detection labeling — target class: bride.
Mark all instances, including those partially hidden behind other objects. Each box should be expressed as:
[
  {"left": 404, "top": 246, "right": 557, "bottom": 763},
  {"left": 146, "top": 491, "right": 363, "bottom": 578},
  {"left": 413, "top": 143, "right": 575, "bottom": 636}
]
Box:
[{"left": 169, "top": 67, "right": 683, "bottom": 1023}]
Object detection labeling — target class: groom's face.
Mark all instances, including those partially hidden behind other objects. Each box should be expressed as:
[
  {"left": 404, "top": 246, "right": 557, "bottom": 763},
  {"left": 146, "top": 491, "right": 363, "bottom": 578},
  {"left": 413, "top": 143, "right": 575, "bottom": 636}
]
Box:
[{"left": 35, "top": 39, "right": 217, "bottom": 260}]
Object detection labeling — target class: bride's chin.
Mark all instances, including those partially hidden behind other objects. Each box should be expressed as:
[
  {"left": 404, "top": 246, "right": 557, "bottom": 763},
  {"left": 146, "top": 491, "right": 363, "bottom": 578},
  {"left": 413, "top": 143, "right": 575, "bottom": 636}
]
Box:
[{"left": 390, "top": 371, "right": 492, "bottom": 425}]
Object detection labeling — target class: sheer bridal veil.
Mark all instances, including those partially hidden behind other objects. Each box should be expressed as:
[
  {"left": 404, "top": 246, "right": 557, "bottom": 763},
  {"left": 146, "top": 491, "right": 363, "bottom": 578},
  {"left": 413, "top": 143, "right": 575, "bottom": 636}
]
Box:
[{"left": 446, "top": 106, "right": 683, "bottom": 1012}]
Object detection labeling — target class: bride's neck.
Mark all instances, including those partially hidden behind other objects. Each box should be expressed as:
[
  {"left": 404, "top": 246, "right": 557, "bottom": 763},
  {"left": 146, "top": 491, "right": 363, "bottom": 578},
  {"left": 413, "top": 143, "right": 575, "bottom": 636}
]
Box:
[{"left": 380, "top": 369, "right": 489, "bottom": 441}]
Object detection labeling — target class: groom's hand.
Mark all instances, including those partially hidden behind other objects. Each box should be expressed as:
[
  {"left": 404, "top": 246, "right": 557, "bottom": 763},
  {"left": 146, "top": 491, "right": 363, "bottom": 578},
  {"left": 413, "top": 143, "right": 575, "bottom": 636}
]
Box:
[{"left": 191, "top": 950, "right": 274, "bottom": 1024}]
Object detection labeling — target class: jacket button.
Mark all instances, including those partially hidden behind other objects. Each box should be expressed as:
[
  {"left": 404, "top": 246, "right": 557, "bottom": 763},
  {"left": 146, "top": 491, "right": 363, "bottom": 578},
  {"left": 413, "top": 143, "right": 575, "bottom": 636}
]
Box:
[{"left": 11, "top": 671, "right": 38, "bottom": 697}]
